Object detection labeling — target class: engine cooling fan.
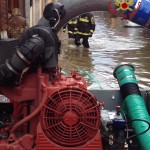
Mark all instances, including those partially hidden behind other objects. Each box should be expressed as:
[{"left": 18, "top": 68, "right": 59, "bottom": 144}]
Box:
[{"left": 40, "top": 87, "right": 100, "bottom": 147}]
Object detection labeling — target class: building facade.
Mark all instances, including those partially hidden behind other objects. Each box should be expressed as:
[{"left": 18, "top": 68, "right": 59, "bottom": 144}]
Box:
[{"left": 25, "top": 0, "right": 54, "bottom": 27}]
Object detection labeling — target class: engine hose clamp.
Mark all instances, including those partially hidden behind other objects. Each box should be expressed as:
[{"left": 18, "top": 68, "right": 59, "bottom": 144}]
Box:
[
  {"left": 17, "top": 50, "right": 31, "bottom": 65},
  {"left": 53, "top": 9, "right": 61, "bottom": 28},
  {"left": 6, "top": 60, "right": 20, "bottom": 75}
]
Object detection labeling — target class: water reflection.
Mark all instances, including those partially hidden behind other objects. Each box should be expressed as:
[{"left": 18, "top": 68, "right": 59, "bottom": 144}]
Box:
[{"left": 58, "top": 12, "right": 150, "bottom": 90}]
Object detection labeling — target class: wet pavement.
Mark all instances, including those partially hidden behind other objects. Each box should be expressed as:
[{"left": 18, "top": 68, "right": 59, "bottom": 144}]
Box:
[{"left": 58, "top": 12, "right": 150, "bottom": 90}]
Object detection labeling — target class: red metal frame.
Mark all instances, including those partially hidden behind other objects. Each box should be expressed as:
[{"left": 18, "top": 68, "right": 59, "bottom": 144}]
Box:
[{"left": 0, "top": 68, "right": 103, "bottom": 150}]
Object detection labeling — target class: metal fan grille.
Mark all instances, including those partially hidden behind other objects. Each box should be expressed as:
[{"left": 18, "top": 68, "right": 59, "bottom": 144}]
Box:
[{"left": 40, "top": 87, "right": 100, "bottom": 147}]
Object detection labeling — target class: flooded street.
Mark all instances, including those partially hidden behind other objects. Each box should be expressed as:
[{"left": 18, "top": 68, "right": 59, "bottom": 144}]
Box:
[{"left": 58, "top": 12, "right": 150, "bottom": 90}]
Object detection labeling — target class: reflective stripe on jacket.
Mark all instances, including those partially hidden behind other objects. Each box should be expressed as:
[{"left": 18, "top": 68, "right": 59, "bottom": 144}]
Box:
[
  {"left": 67, "top": 18, "right": 78, "bottom": 35},
  {"left": 77, "top": 13, "right": 95, "bottom": 36},
  {"left": 68, "top": 20, "right": 78, "bottom": 25}
]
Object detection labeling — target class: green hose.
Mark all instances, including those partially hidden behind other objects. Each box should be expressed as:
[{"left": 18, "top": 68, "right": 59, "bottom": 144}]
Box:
[
  {"left": 61, "top": 70, "right": 68, "bottom": 75},
  {"left": 114, "top": 64, "right": 150, "bottom": 150},
  {"left": 79, "top": 70, "right": 103, "bottom": 89}
]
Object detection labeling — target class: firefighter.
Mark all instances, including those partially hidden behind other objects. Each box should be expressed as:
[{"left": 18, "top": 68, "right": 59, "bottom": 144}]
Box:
[
  {"left": 63, "top": 17, "right": 78, "bottom": 39},
  {"left": 75, "top": 12, "right": 95, "bottom": 48}
]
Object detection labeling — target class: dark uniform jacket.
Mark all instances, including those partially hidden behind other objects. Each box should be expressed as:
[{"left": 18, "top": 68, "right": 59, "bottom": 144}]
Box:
[
  {"left": 67, "top": 18, "right": 78, "bottom": 37},
  {"left": 63, "top": 17, "right": 78, "bottom": 38},
  {"left": 77, "top": 13, "right": 95, "bottom": 37}
]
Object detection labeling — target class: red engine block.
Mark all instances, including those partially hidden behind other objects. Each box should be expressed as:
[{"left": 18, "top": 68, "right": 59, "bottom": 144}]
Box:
[{"left": 0, "top": 68, "right": 103, "bottom": 150}]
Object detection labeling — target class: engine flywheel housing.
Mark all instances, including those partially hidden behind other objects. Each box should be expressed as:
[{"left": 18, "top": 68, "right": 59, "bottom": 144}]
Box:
[{"left": 40, "top": 87, "right": 100, "bottom": 147}]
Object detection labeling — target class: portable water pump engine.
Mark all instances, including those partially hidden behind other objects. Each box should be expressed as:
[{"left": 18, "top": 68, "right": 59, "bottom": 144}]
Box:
[
  {"left": 0, "top": 26, "right": 103, "bottom": 150},
  {"left": 37, "top": 87, "right": 102, "bottom": 150}
]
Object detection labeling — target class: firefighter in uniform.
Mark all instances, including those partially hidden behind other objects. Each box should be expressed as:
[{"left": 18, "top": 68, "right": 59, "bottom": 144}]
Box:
[
  {"left": 63, "top": 17, "right": 78, "bottom": 39},
  {"left": 75, "top": 12, "right": 95, "bottom": 48}
]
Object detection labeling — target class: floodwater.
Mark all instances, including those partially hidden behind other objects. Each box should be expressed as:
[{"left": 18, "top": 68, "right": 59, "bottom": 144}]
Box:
[{"left": 58, "top": 12, "right": 150, "bottom": 90}]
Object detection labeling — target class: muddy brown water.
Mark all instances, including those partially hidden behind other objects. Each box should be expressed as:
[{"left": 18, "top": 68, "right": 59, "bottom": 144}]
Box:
[{"left": 58, "top": 12, "right": 150, "bottom": 90}]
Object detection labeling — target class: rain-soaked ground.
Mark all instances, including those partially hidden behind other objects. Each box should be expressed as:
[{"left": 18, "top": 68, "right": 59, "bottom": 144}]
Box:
[{"left": 58, "top": 12, "right": 150, "bottom": 90}]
